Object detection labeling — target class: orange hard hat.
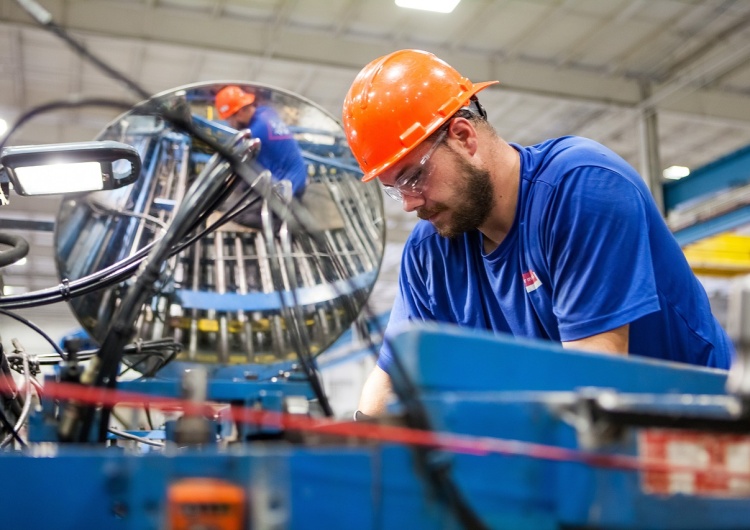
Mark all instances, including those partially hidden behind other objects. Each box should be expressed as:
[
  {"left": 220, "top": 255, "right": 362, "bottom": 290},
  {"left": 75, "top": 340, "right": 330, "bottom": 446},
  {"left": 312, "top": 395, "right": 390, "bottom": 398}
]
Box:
[
  {"left": 215, "top": 86, "right": 256, "bottom": 120},
  {"left": 342, "top": 49, "right": 498, "bottom": 182}
]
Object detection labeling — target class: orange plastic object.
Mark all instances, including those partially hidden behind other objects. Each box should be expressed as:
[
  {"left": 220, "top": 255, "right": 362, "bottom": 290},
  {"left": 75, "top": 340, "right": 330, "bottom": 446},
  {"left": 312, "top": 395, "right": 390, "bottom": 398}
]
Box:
[{"left": 167, "top": 477, "right": 246, "bottom": 530}]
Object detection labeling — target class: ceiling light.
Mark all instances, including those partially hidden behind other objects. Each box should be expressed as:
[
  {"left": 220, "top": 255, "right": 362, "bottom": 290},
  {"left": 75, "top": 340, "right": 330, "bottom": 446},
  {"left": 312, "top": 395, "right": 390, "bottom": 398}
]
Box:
[
  {"left": 395, "top": 0, "right": 461, "bottom": 14},
  {"left": 663, "top": 165, "right": 690, "bottom": 180},
  {"left": 0, "top": 119, "right": 7, "bottom": 136},
  {"left": 10, "top": 257, "right": 26, "bottom": 267}
]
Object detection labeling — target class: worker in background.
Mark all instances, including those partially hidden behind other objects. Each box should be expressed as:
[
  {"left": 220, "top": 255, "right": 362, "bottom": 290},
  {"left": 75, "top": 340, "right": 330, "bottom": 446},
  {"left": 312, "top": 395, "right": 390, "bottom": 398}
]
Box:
[
  {"left": 342, "top": 49, "right": 735, "bottom": 416},
  {"left": 214, "top": 85, "right": 308, "bottom": 228}
]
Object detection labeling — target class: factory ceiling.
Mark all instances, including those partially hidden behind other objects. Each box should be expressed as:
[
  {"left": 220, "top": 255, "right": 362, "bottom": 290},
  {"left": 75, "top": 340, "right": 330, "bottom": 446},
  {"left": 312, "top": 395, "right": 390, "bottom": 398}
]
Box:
[{"left": 2, "top": 0, "right": 750, "bottom": 317}]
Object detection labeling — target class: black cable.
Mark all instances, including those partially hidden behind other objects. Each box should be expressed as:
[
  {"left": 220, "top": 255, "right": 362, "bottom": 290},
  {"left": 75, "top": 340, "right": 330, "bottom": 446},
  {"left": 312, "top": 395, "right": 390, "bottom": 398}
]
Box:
[
  {"left": 15, "top": 0, "right": 151, "bottom": 101},
  {"left": 0, "top": 344, "right": 22, "bottom": 419},
  {"left": 0, "top": 308, "right": 66, "bottom": 360},
  {"left": 144, "top": 406, "right": 154, "bottom": 430},
  {"left": 0, "top": 343, "right": 25, "bottom": 447},
  {"left": 118, "top": 342, "right": 181, "bottom": 378},
  {"left": 0, "top": 97, "right": 137, "bottom": 152},
  {"left": 118, "top": 355, "right": 157, "bottom": 378},
  {"left": 0, "top": 406, "right": 26, "bottom": 448}
]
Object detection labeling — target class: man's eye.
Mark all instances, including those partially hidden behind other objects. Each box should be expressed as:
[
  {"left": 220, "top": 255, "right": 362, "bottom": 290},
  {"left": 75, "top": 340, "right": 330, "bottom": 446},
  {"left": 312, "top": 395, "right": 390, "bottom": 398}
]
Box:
[{"left": 401, "top": 169, "right": 423, "bottom": 189}]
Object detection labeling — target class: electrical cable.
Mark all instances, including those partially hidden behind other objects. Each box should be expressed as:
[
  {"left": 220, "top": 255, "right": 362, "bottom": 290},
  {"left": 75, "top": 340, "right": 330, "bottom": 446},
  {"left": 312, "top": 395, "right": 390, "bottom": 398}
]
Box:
[
  {"left": 28, "top": 376, "right": 43, "bottom": 399},
  {"left": 15, "top": 0, "right": 151, "bottom": 101},
  {"left": 0, "top": 345, "right": 31, "bottom": 448},
  {"left": 144, "top": 406, "right": 154, "bottom": 430},
  {"left": 0, "top": 343, "right": 24, "bottom": 445},
  {"left": 34, "top": 338, "right": 181, "bottom": 366},
  {"left": 88, "top": 199, "right": 169, "bottom": 231},
  {"left": 0, "top": 309, "right": 66, "bottom": 360},
  {"left": 0, "top": 97, "right": 137, "bottom": 152},
  {"left": 118, "top": 343, "right": 181, "bottom": 378},
  {"left": 0, "top": 407, "right": 25, "bottom": 448},
  {"left": 107, "top": 427, "right": 165, "bottom": 448}
]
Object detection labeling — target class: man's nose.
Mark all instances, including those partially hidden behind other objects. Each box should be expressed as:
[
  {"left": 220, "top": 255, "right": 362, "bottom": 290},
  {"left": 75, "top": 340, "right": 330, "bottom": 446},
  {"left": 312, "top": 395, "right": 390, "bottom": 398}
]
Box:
[{"left": 401, "top": 193, "right": 424, "bottom": 213}]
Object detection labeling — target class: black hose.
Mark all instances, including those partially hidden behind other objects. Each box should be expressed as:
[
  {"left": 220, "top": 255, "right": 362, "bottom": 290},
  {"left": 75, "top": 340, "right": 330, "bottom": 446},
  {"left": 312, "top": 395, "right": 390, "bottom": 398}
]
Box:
[{"left": 0, "top": 233, "right": 30, "bottom": 268}]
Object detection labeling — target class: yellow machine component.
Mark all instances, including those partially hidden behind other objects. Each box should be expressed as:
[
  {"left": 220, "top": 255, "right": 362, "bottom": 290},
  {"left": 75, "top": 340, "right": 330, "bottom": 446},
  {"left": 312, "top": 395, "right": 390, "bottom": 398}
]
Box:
[{"left": 682, "top": 233, "right": 750, "bottom": 276}]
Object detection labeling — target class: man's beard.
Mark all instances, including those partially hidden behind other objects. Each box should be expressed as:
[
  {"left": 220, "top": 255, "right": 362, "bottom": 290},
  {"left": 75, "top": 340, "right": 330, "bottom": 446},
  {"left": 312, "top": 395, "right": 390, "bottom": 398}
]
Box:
[{"left": 417, "top": 153, "right": 494, "bottom": 239}]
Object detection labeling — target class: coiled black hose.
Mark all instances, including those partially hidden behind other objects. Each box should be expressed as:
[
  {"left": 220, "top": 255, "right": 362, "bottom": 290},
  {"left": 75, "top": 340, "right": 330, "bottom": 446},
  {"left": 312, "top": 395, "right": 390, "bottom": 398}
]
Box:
[{"left": 0, "top": 233, "right": 30, "bottom": 268}]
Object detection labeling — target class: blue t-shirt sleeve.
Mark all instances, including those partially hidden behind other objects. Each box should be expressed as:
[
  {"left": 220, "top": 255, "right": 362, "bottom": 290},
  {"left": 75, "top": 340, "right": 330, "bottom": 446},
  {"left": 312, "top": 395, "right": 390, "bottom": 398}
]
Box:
[
  {"left": 376, "top": 291, "right": 408, "bottom": 373},
  {"left": 543, "top": 166, "right": 660, "bottom": 341},
  {"left": 377, "top": 240, "right": 434, "bottom": 373}
]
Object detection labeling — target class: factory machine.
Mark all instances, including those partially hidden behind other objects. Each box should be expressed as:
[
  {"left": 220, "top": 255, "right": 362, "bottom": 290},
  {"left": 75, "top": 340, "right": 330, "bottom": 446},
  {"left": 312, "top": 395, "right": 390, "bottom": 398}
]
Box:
[{"left": 1, "top": 81, "right": 750, "bottom": 530}]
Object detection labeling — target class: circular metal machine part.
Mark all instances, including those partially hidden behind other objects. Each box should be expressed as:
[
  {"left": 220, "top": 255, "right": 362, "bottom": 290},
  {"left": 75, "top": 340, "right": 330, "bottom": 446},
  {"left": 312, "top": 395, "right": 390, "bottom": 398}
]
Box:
[{"left": 54, "top": 82, "right": 385, "bottom": 372}]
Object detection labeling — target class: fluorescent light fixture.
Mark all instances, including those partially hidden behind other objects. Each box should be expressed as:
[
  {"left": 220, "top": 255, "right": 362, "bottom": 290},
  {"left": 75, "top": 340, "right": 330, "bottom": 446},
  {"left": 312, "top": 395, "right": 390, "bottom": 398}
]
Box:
[
  {"left": 0, "top": 119, "right": 7, "bottom": 136},
  {"left": 10, "top": 257, "right": 27, "bottom": 267},
  {"left": 395, "top": 0, "right": 460, "bottom": 14},
  {"left": 13, "top": 161, "right": 104, "bottom": 195},
  {"left": 663, "top": 165, "right": 690, "bottom": 180}
]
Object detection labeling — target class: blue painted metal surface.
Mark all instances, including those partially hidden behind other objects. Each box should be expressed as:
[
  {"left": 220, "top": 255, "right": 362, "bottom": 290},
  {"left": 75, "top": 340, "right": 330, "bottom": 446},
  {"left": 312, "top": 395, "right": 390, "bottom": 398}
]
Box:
[
  {"left": 663, "top": 143, "right": 750, "bottom": 214},
  {"left": 392, "top": 323, "right": 728, "bottom": 395},
  {"left": 175, "top": 270, "right": 376, "bottom": 311},
  {"left": 673, "top": 204, "right": 750, "bottom": 246},
  {"left": 2, "top": 324, "right": 748, "bottom": 529}
]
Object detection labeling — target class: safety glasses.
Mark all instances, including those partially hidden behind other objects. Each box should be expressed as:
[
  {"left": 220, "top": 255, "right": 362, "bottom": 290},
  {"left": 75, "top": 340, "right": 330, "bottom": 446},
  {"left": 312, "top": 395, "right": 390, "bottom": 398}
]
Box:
[{"left": 382, "top": 128, "right": 448, "bottom": 202}]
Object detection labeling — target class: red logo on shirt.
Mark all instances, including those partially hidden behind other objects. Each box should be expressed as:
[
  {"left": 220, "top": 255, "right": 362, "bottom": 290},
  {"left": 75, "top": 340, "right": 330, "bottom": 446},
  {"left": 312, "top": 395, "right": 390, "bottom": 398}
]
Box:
[{"left": 522, "top": 270, "right": 542, "bottom": 292}]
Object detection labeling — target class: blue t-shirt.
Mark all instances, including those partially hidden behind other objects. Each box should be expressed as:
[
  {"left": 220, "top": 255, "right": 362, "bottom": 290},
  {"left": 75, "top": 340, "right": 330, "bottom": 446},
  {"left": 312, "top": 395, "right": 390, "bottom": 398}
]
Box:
[
  {"left": 380, "top": 136, "right": 733, "bottom": 372},
  {"left": 248, "top": 105, "right": 308, "bottom": 197}
]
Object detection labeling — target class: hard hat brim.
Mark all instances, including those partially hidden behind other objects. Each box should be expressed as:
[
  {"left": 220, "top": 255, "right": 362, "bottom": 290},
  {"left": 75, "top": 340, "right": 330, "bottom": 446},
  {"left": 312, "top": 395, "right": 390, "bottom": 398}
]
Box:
[{"left": 359, "top": 80, "right": 499, "bottom": 183}]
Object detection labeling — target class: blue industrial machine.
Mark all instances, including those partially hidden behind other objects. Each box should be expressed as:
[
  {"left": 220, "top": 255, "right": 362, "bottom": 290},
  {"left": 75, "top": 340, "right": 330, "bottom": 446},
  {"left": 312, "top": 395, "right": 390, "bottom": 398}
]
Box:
[{"left": 1, "top": 80, "right": 750, "bottom": 530}]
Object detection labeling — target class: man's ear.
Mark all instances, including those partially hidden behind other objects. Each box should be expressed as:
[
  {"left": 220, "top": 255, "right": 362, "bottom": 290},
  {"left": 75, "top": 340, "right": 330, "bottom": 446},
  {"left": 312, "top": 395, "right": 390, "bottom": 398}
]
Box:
[{"left": 447, "top": 117, "right": 478, "bottom": 156}]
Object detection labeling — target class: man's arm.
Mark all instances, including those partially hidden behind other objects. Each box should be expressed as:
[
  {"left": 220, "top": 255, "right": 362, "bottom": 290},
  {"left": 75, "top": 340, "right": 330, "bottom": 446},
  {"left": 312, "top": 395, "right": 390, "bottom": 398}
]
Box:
[
  {"left": 562, "top": 323, "right": 629, "bottom": 355},
  {"left": 357, "top": 365, "right": 393, "bottom": 416}
]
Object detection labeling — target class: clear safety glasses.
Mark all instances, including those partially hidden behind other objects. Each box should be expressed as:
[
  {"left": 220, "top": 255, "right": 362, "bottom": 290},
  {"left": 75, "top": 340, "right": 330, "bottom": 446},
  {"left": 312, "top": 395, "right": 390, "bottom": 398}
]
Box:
[{"left": 382, "top": 128, "right": 448, "bottom": 202}]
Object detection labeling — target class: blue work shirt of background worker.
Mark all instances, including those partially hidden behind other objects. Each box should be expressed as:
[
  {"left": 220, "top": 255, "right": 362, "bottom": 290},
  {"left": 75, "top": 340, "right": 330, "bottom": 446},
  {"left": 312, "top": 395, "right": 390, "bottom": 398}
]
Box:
[
  {"left": 246, "top": 105, "right": 308, "bottom": 198},
  {"left": 377, "top": 136, "right": 734, "bottom": 374}
]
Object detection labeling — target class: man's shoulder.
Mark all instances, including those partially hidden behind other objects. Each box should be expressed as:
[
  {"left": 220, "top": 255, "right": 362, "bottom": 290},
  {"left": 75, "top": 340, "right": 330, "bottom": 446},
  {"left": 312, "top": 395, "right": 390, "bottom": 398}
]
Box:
[
  {"left": 522, "top": 136, "right": 620, "bottom": 168},
  {"left": 518, "top": 135, "right": 638, "bottom": 187}
]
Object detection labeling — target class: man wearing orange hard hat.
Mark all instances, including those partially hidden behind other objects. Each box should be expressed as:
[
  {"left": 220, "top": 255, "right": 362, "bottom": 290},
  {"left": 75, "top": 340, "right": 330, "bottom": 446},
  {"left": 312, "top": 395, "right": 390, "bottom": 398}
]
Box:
[
  {"left": 342, "top": 49, "right": 733, "bottom": 417},
  {"left": 215, "top": 85, "right": 307, "bottom": 228}
]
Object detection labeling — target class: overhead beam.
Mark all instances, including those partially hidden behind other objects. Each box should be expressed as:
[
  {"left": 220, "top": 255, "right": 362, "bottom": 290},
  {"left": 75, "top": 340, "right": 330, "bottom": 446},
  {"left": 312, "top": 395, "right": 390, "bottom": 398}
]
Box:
[
  {"left": 5, "top": 2, "right": 750, "bottom": 125},
  {"left": 663, "top": 143, "right": 750, "bottom": 213}
]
